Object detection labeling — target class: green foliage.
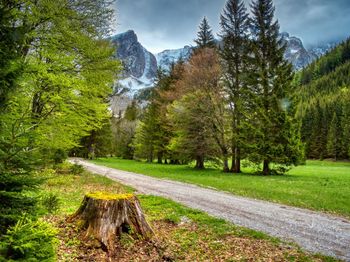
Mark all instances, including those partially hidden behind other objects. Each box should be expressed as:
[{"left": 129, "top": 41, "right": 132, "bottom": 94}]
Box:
[
  {"left": 42, "top": 193, "right": 60, "bottom": 214},
  {"left": 168, "top": 91, "right": 220, "bottom": 168},
  {"left": 74, "top": 120, "right": 115, "bottom": 159},
  {"left": 124, "top": 100, "right": 139, "bottom": 121},
  {"left": 219, "top": 0, "right": 250, "bottom": 172},
  {"left": 0, "top": 0, "right": 120, "bottom": 234},
  {"left": 53, "top": 149, "right": 68, "bottom": 164},
  {"left": 133, "top": 67, "right": 181, "bottom": 163},
  {"left": 0, "top": 216, "right": 57, "bottom": 261},
  {"left": 295, "top": 38, "right": 350, "bottom": 160},
  {"left": 246, "top": 0, "right": 302, "bottom": 174},
  {"left": 299, "top": 38, "right": 350, "bottom": 85},
  {"left": 69, "top": 164, "right": 85, "bottom": 176},
  {"left": 194, "top": 17, "right": 216, "bottom": 49},
  {"left": 326, "top": 112, "right": 341, "bottom": 159}
]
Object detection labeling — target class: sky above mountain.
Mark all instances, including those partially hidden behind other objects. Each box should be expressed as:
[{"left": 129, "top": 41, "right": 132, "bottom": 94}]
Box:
[{"left": 113, "top": 0, "right": 350, "bottom": 53}]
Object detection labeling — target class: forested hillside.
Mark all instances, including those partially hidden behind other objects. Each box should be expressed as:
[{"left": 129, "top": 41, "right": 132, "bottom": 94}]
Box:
[{"left": 295, "top": 39, "right": 350, "bottom": 160}]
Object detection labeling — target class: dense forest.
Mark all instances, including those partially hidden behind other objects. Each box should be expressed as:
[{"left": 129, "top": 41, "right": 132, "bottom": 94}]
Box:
[{"left": 295, "top": 39, "right": 350, "bottom": 160}]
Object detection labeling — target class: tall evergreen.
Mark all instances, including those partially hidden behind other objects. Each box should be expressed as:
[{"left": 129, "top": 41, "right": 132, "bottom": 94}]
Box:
[
  {"left": 327, "top": 112, "right": 341, "bottom": 160},
  {"left": 341, "top": 96, "right": 350, "bottom": 159},
  {"left": 219, "top": 0, "right": 250, "bottom": 173},
  {"left": 194, "top": 17, "right": 216, "bottom": 49},
  {"left": 249, "top": 0, "right": 302, "bottom": 175}
]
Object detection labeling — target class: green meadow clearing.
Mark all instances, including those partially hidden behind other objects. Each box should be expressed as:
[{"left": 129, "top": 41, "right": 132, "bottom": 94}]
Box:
[
  {"left": 40, "top": 165, "right": 334, "bottom": 261},
  {"left": 92, "top": 159, "right": 350, "bottom": 218}
]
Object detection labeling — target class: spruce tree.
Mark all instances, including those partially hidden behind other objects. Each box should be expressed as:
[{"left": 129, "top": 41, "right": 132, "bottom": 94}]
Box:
[
  {"left": 327, "top": 112, "right": 341, "bottom": 160},
  {"left": 249, "top": 0, "right": 302, "bottom": 175},
  {"left": 219, "top": 0, "right": 250, "bottom": 173},
  {"left": 341, "top": 96, "right": 350, "bottom": 159},
  {"left": 194, "top": 17, "right": 216, "bottom": 49}
]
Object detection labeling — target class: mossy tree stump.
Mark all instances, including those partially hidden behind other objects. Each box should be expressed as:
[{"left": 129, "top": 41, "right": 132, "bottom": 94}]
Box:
[{"left": 70, "top": 192, "right": 153, "bottom": 254}]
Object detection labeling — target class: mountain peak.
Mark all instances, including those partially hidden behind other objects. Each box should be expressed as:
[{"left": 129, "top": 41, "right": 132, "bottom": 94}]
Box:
[
  {"left": 110, "top": 30, "right": 157, "bottom": 92},
  {"left": 112, "top": 30, "right": 138, "bottom": 42}
]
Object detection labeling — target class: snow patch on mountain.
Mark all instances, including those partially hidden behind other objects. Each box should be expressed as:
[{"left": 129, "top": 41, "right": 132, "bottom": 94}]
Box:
[
  {"left": 110, "top": 30, "right": 157, "bottom": 93},
  {"left": 155, "top": 46, "right": 193, "bottom": 71}
]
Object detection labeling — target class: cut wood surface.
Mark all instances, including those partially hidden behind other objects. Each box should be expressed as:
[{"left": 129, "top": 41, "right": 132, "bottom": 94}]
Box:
[{"left": 70, "top": 192, "right": 153, "bottom": 254}]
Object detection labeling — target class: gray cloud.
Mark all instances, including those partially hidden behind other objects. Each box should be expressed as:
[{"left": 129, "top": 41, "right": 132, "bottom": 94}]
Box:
[{"left": 113, "top": 0, "right": 350, "bottom": 53}]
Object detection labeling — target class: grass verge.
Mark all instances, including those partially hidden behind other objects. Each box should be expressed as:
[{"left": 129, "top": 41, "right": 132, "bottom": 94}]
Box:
[
  {"left": 91, "top": 158, "right": 350, "bottom": 218},
  {"left": 39, "top": 163, "right": 337, "bottom": 261}
]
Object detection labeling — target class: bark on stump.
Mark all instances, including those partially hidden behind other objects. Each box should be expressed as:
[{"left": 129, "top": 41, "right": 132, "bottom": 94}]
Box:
[{"left": 70, "top": 192, "right": 154, "bottom": 254}]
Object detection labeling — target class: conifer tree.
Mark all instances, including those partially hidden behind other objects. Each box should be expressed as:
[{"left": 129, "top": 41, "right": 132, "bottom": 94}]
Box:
[
  {"left": 327, "top": 112, "right": 341, "bottom": 160},
  {"left": 219, "top": 0, "right": 250, "bottom": 173},
  {"left": 248, "top": 0, "right": 302, "bottom": 175},
  {"left": 194, "top": 17, "right": 216, "bottom": 49},
  {"left": 341, "top": 95, "right": 350, "bottom": 159}
]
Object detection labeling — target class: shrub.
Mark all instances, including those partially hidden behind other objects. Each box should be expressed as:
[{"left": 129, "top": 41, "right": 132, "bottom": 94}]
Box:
[
  {"left": 42, "top": 193, "right": 60, "bottom": 214},
  {"left": 69, "top": 164, "right": 85, "bottom": 176},
  {"left": 53, "top": 149, "right": 67, "bottom": 164},
  {"left": 0, "top": 216, "right": 57, "bottom": 261}
]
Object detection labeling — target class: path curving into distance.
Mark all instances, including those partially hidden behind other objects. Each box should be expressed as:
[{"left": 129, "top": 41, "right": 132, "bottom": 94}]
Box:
[{"left": 70, "top": 159, "right": 350, "bottom": 261}]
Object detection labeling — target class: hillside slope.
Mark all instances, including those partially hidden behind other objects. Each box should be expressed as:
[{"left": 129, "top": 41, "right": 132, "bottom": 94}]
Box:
[{"left": 295, "top": 38, "right": 350, "bottom": 160}]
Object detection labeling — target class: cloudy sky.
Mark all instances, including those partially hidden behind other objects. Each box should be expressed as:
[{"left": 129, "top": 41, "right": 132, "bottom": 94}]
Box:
[{"left": 113, "top": 0, "right": 350, "bottom": 53}]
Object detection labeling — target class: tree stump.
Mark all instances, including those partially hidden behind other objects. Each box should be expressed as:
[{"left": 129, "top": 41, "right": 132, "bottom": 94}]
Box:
[{"left": 70, "top": 192, "right": 154, "bottom": 254}]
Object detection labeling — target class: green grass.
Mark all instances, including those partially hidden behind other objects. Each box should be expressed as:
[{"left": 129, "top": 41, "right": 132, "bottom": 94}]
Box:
[
  {"left": 39, "top": 165, "right": 336, "bottom": 261},
  {"left": 91, "top": 158, "right": 350, "bottom": 217}
]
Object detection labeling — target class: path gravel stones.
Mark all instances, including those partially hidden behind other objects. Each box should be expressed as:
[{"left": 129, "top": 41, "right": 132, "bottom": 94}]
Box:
[{"left": 71, "top": 159, "right": 350, "bottom": 261}]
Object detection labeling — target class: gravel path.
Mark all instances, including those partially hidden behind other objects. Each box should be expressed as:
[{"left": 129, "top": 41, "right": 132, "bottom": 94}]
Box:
[{"left": 71, "top": 159, "right": 350, "bottom": 261}]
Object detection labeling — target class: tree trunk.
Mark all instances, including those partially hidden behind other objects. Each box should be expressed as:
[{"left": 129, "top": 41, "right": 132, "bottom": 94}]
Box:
[
  {"left": 69, "top": 193, "right": 153, "bottom": 255},
  {"left": 195, "top": 155, "right": 205, "bottom": 169},
  {"left": 263, "top": 160, "right": 270, "bottom": 175},
  {"left": 234, "top": 147, "right": 241, "bottom": 173},
  {"left": 222, "top": 151, "right": 230, "bottom": 173},
  {"left": 230, "top": 154, "right": 235, "bottom": 173},
  {"left": 147, "top": 150, "right": 153, "bottom": 163},
  {"left": 157, "top": 152, "right": 162, "bottom": 164}
]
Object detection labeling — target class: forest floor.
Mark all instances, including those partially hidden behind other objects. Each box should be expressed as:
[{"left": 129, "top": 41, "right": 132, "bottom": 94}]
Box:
[
  {"left": 71, "top": 158, "right": 350, "bottom": 261},
  {"left": 40, "top": 162, "right": 336, "bottom": 261},
  {"left": 91, "top": 158, "right": 350, "bottom": 218}
]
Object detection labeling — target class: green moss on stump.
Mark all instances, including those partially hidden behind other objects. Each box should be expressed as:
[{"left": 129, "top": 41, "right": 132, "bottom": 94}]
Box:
[{"left": 86, "top": 192, "right": 134, "bottom": 201}]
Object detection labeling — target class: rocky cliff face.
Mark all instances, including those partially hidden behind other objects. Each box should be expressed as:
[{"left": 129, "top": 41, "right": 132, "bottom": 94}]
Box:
[
  {"left": 155, "top": 45, "right": 193, "bottom": 71},
  {"left": 110, "top": 30, "right": 157, "bottom": 91},
  {"left": 281, "top": 32, "right": 319, "bottom": 70}
]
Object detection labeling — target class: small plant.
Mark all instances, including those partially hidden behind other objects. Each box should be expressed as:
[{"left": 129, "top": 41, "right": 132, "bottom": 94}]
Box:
[
  {"left": 70, "top": 164, "right": 85, "bottom": 175},
  {"left": 42, "top": 193, "right": 60, "bottom": 214},
  {"left": 53, "top": 149, "right": 67, "bottom": 164},
  {"left": 0, "top": 216, "right": 57, "bottom": 261}
]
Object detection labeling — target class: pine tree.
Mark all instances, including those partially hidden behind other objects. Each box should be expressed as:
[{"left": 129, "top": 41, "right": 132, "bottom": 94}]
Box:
[
  {"left": 327, "top": 112, "right": 342, "bottom": 160},
  {"left": 248, "top": 0, "right": 302, "bottom": 175},
  {"left": 194, "top": 17, "right": 216, "bottom": 49},
  {"left": 219, "top": 0, "right": 250, "bottom": 173},
  {"left": 168, "top": 92, "right": 220, "bottom": 169},
  {"left": 341, "top": 94, "right": 350, "bottom": 159}
]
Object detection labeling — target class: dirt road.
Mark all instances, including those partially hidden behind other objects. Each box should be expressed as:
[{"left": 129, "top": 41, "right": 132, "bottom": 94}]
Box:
[{"left": 71, "top": 159, "right": 350, "bottom": 261}]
